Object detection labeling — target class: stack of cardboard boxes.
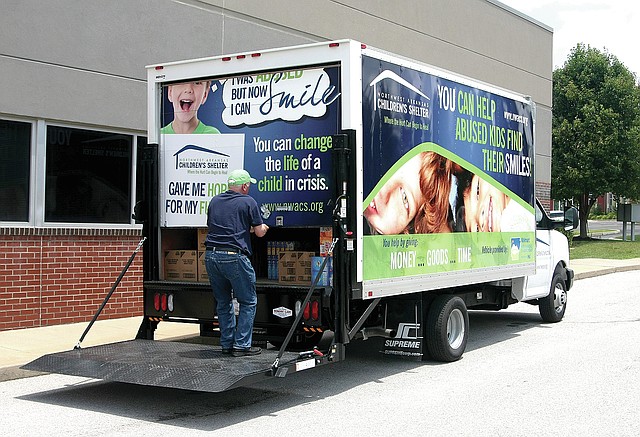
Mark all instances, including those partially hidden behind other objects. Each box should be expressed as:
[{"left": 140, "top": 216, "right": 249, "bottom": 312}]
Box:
[
  {"left": 163, "top": 228, "right": 208, "bottom": 283},
  {"left": 276, "top": 226, "right": 333, "bottom": 286},
  {"left": 163, "top": 227, "right": 333, "bottom": 286}
]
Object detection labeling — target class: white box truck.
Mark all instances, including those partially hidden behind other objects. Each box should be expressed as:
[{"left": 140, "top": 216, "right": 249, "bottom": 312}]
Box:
[{"left": 24, "top": 40, "right": 576, "bottom": 392}]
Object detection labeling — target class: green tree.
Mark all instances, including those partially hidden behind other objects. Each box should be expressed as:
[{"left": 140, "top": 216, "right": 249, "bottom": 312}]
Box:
[{"left": 552, "top": 44, "right": 640, "bottom": 238}]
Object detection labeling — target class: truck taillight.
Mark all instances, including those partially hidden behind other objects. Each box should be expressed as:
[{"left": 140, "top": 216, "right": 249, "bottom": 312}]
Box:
[
  {"left": 153, "top": 292, "right": 174, "bottom": 313},
  {"left": 161, "top": 294, "right": 168, "bottom": 312},
  {"left": 299, "top": 300, "right": 319, "bottom": 321},
  {"left": 167, "top": 294, "right": 174, "bottom": 312},
  {"left": 295, "top": 300, "right": 302, "bottom": 316}
]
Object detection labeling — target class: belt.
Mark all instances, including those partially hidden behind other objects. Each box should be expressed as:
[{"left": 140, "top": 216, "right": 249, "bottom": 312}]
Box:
[{"left": 206, "top": 246, "right": 240, "bottom": 254}]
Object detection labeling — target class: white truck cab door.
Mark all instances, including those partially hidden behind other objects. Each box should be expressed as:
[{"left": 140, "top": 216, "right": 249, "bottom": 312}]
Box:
[{"left": 524, "top": 203, "right": 556, "bottom": 300}]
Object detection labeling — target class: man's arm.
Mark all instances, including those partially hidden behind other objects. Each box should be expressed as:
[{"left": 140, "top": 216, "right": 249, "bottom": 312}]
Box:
[{"left": 252, "top": 223, "right": 269, "bottom": 237}]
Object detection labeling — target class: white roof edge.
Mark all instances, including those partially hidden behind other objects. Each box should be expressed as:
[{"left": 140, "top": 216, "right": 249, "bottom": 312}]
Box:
[{"left": 485, "top": 0, "right": 553, "bottom": 33}]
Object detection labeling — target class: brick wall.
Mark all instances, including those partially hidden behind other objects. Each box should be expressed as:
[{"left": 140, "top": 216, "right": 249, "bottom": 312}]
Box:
[
  {"left": 0, "top": 229, "right": 143, "bottom": 331},
  {"left": 536, "top": 181, "right": 551, "bottom": 210}
]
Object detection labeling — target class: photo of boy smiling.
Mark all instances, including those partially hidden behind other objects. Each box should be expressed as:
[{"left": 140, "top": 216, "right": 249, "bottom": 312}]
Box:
[{"left": 161, "top": 80, "right": 220, "bottom": 134}]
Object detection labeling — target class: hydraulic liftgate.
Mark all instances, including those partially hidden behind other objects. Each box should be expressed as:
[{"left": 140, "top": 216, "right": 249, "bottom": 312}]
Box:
[
  {"left": 22, "top": 340, "right": 334, "bottom": 393},
  {"left": 22, "top": 133, "right": 356, "bottom": 392}
]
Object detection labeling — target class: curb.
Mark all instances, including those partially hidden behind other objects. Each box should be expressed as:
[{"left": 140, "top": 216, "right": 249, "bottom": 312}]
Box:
[{"left": 574, "top": 263, "right": 640, "bottom": 280}]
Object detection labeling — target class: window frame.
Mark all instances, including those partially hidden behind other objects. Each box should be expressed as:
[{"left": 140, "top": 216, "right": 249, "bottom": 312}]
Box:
[
  {"left": 0, "top": 116, "right": 35, "bottom": 225},
  {"left": 0, "top": 117, "right": 143, "bottom": 230}
]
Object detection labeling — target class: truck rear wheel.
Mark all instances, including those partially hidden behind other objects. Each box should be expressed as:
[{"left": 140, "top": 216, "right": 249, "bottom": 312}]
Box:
[
  {"left": 426, "top": 295, "right": 468, "bottom": 362},
  {"left": 539, "top": 271, "right": 567, "bottom": 323}
]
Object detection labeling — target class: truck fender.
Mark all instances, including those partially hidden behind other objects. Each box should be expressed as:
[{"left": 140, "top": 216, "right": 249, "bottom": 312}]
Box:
[
  {"left": 538, "top": 263, "right": 570, "bottom": 323},
  {"left": 554, "top": 261, "right": 574, "bottom": 292}
]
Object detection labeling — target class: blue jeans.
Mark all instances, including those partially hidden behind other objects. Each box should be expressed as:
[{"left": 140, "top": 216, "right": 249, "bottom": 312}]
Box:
[{"left": 204, "top": 250, "right": 257, "bottom": 350}]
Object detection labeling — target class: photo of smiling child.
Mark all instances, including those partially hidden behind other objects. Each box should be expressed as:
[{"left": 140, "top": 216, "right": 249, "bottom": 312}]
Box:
[
  {"left": 455, "top": 170, "right": 534, "bottom": 233},
  {"left": 161, "top": 80, "right": 220, "bottom": 134},
  {"left": 363, "top": 151, "right": 456, "bottom": 235}
]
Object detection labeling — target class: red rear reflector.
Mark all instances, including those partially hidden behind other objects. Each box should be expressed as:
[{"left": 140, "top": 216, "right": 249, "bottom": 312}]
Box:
[
  {"left": 303, "top": 302, "right": 310, "bottom": 320},
  {"left": 329, "top": 42, "right": 340, "bottom": 48},
  {"left": 237, "top": 55, "right": 246, "bottom": 59},
  {"left": 251, "top": 53, "right": 261, "bottom": 58},
  {"left": 361, "top": 44, "right": 367, "bottom": 49},
  {"left": 161, "top": 294, "right": 168, "bottom": 312},
  {"left": 311, "top": 301, "right": 319, "bottom": 320},
  {"left": 153, "top": 293, "right": 160, "bottom": 311},
  {"left": 222, "top": 56, "right": 232, "bottom": 61},
  {"left": 155, "top": 66, "right": 164, "bottom": 70}
]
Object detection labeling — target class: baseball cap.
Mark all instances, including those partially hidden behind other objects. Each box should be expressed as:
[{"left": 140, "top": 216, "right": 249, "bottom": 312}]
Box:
[{"left": 227, "top": 169, "right": 257, "bottom": 185}]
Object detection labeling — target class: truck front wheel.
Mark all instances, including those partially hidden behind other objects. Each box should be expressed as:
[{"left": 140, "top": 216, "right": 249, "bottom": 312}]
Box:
[
  {"left": 539, "top": 271, "right": 567, "bottom": 323},
  {"left": 426, "top": 295, "right": 469, "bottom": 362}
]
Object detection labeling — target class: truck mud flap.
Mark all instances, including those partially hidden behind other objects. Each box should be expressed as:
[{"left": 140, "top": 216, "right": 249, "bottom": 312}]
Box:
[{"left": 21, "top": 339, "right": 303, "bottom": 392}]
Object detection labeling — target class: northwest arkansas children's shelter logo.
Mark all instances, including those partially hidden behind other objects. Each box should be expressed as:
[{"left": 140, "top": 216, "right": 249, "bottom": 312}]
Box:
[{"left": 173, "top": 144, "right": 230, "bottom": 170}]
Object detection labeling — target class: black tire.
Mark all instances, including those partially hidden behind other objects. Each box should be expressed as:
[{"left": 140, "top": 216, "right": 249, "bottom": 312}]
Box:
[
  {"left": 426, "top": 295, "right": 469, "bottom": 362},
  {"left": 539, "top": 271, "right": 567, "bottom": 323}
]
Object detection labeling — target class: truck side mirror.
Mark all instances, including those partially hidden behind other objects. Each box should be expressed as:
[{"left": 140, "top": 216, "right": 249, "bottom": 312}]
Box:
[{"left": 564, "top": 207, "right": 579, "bottom": 231}]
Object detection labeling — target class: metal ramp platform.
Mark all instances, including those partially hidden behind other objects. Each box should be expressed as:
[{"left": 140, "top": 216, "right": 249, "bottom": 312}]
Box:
[{"left": 21, "top": 339, "right": 302, "bottom": 392}]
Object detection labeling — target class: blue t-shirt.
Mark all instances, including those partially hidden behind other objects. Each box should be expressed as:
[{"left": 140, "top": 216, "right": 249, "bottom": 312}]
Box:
[{"left": 205, "top": 190, "right": 263, "bottom": 256}]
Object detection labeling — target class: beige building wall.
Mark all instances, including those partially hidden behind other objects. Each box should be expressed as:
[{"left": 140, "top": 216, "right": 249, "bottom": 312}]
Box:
[{"left": 0, "top": 0, "right": 552, "bottom": 197}]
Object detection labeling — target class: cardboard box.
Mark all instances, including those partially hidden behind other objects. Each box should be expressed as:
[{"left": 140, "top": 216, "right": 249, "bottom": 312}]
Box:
[
  {"left": 297, "top": 274, "right": 312, "bottom": 283},
  {"left": 197, "top": 228, "right": 208, "bottom": 251},
  {"left": 164, "top": 250, "right": 181, "bottom": 281},
  {"left": 278, "top": 251, "right": 314, "bottom": 284},
  {"left": 164, "top": 250, "right": 198, "bottom": 282},
  {"left": 179, "top": 250, "right": 198, "bottom": 282},
  {"left": 198, "top": 250, "right": 209, "bottom": 283}
]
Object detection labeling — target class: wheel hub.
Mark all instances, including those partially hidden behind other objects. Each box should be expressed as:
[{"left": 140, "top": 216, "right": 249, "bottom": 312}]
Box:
[
  {"left": 553, "top": 285, "right": 567, "bottom": 313},
  {"left": 447, "top": 308, "right": 465, "bottom": 349}
]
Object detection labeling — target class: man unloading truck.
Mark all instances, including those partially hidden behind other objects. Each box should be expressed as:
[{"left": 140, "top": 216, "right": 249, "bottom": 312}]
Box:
[{"left": 204, "top": 169, "right": 269, "bottom": 356}]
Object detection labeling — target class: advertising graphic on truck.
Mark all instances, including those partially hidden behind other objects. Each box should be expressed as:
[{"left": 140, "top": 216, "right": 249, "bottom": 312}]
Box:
[
  {"left": 360, "top": 55, "right": 535, "bottom": 288},
  {"left": 160, "top": 66, "right": 341, "bottom": 228}
]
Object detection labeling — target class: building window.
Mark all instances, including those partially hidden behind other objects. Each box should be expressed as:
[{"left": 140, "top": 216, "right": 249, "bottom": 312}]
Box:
[
  {"left": 45, "top": 126, "right": 132, "bottom": 224},
  {"left": 0, "top": 119, "right": 31, "bottom": 222}
]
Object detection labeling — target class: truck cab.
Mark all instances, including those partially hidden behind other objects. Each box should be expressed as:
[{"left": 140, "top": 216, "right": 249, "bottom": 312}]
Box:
[{"left": 523, "top": 200, "right": 578, "bottom": 321}]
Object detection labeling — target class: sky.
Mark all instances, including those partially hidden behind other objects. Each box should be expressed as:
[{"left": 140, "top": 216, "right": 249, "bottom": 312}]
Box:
[{"left": 498, "top": 0, "right": 640, "bottom": 77}]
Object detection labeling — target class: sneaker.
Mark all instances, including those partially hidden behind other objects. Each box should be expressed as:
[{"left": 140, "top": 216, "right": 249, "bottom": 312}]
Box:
[
  {"left": 221, "top": 348, "right": 232, "bottom": 355},
  {"left": 231, "top": 346, "right": 262, "bottom": 357}
]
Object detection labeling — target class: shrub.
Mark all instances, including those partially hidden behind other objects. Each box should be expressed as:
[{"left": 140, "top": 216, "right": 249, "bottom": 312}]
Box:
[{"left": 558, "top": 227, "right": 574, "bottom": 247}]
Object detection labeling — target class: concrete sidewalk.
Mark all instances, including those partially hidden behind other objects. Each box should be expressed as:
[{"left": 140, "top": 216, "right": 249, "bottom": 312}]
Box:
[{"left": 1, "top": 258, "right": 639, "bottom": 381}]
